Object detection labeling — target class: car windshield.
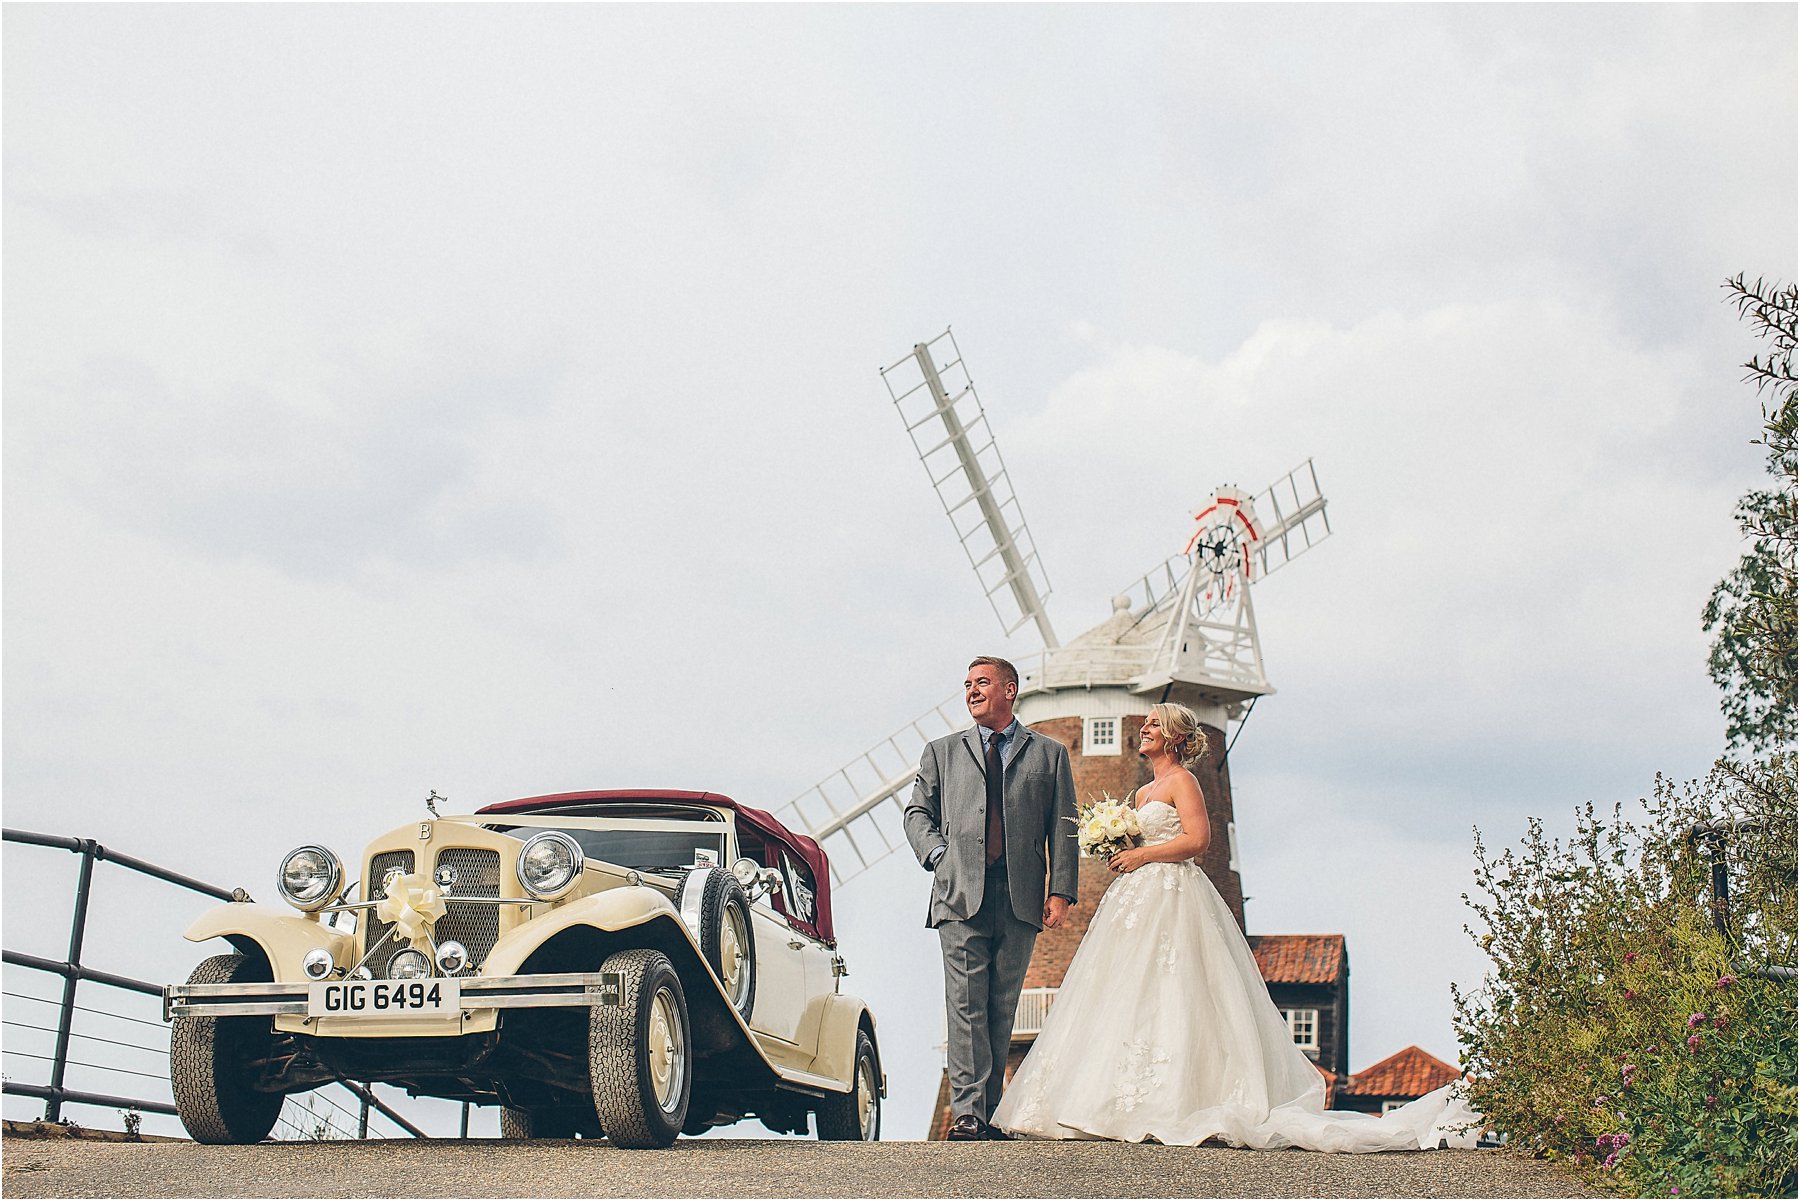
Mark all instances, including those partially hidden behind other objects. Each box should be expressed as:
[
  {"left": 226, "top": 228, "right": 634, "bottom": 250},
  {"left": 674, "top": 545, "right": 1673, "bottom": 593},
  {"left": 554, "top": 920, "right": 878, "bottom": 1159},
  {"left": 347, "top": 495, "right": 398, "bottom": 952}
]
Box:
[{"left": 493, "top": 824, "right": 728, "bottom": 874}]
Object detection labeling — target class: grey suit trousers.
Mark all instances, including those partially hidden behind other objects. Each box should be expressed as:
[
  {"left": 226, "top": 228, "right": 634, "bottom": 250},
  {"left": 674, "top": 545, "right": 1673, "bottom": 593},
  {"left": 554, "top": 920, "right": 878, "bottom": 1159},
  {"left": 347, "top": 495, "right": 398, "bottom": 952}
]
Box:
[{"left": 939, "top": 861, "right": 1038, "bottom": 1122}]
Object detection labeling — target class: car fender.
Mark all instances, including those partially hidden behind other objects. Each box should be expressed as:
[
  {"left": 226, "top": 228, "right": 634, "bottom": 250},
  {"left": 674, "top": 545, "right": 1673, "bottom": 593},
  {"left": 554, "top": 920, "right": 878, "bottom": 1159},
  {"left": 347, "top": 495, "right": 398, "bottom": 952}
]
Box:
[
  {"left": 809, "top": 993, "right": 881, "bottom": 1094},
  {"left": 183, "top": 903, "right": 352, "bottom": 979},
  {"left": 483, "top": 886, "right": 783, "bottom": 1085},
  {"left": 479, "top": 886, "right": 693, "bottom": 977}
]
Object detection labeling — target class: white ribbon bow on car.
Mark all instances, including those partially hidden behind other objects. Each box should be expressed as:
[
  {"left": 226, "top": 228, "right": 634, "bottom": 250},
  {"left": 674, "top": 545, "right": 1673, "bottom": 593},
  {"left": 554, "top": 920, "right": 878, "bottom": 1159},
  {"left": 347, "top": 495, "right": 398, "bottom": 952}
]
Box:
[{"left": 375, "top": 872, "right": 448, "bottom": 942}]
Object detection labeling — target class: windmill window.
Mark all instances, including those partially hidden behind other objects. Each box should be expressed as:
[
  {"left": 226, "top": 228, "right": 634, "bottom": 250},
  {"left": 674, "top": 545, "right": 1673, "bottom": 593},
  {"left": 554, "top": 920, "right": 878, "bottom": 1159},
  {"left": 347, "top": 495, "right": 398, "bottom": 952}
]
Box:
[
  {"left": 1083, "top": 717, "right": 1121, "bottom": 756},
  {"left": 1280, "top": 1007, "right": 1319, "bottom": 1049},
  {"left": 1227, "top": 821, "right": 1241, "bottom": 873}
]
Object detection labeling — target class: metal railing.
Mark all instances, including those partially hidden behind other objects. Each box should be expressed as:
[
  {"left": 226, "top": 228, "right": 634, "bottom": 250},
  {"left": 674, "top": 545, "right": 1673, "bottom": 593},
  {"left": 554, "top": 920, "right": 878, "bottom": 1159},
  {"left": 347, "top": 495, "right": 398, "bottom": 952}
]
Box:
[
  {"left": 1, "top": 827, "right": 427, "bottom": 1138},
  {"left": 1011, "top": 987, "right": 1057, "bottom": 1040}
]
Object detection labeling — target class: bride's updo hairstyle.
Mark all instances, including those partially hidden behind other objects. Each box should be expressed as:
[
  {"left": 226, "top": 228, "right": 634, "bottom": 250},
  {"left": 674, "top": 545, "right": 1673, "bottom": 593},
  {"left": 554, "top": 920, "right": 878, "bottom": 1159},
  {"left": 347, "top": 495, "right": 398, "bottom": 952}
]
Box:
[{"left": 1150, "top": 702, "right": 1209, "bottom": 769}]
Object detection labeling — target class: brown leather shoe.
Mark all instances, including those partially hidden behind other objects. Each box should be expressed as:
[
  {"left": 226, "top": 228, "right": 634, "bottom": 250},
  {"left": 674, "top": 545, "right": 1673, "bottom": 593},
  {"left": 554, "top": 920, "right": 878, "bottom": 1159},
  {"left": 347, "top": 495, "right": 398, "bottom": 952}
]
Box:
[{"left": 946, "top": 1114, "right": 986, "bottom": 1141}]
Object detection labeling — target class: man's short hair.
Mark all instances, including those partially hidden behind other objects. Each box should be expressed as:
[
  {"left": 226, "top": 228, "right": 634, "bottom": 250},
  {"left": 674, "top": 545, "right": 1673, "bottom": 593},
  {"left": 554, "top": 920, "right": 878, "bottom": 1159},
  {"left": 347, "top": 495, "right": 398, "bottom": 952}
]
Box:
[{"left": 967, "top": 656, "right": 1019, "bottom": 690}]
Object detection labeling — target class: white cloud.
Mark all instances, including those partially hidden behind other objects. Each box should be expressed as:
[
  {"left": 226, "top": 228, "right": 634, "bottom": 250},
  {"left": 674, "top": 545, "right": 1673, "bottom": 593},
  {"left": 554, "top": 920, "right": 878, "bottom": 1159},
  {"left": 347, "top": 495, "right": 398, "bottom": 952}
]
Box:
[{"left": 1016, "top": 299, "right": 1739, "bottom": 789}]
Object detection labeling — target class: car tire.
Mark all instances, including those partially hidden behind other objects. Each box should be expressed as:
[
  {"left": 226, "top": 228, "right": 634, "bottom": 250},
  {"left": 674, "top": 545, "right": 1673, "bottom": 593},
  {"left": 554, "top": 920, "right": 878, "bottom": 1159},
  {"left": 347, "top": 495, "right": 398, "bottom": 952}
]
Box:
[
  {"left": 500, "top": 1106, "right": 589, "bottom": 1139},
  {"left": 170, "top": 953, "right": 284, "bottom": 1145},
  {"left": 677, "top": 868, "right": 757, "bottom": 1022},
  {"left": 814, "top": 1028, "right": 880, "bottom": 1141},
  {"left": 589, "top": 948, "right": 692, "bottom": 1148}
]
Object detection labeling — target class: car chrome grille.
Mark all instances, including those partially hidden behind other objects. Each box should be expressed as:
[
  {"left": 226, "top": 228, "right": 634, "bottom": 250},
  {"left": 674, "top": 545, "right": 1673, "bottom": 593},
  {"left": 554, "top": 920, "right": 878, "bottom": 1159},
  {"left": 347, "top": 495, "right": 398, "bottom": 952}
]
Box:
[
  {"left": 435, "top": 848, "right": 502, "bottom": 970},
  {"left": 360, "top": 850, "right": 415, "bottom": 976}
]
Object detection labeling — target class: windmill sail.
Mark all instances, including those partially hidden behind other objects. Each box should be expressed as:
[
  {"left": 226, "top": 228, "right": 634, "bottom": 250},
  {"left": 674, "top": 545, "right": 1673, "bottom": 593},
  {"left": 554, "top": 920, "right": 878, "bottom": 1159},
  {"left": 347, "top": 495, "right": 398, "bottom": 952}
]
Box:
[
  {"left": 777, "top": 342, "right": 1332, "bottom": 877},
  {"left": 772, "top": 695, "right": 966, "bottom": 886},
  {"left": 1247, "top": 459, "right": 1332, "bottom": 579},
  {"left": 1132, "top": 460, "right": 1332, "bottom": 626},
  {"left": 774, "top": 331, "right": 1061, "bottom": 885},
  {"left": 1131, "top": 460, "right": 1329, "bottom": 701},
  {"left": 1006, "top": 460, "right": 1332, "bottom": 711},
  {"left": 882, "top": 329, "right": 1059, "bottom": 648}
]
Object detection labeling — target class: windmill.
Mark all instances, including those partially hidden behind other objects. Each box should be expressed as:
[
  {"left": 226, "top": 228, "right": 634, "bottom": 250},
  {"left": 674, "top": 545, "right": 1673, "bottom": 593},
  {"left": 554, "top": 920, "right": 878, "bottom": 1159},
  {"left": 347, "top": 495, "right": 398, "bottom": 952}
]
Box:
[{"left": 773, "top": 327, "right": 1333, "bottom": 934}]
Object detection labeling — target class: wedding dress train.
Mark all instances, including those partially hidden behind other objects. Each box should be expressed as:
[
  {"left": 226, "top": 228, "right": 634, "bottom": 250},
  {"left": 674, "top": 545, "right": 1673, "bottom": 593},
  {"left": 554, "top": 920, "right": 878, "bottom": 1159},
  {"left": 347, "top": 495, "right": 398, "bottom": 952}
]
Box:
[{"left": 991, "top": 800, "right": 1480, "bottom": 1150}]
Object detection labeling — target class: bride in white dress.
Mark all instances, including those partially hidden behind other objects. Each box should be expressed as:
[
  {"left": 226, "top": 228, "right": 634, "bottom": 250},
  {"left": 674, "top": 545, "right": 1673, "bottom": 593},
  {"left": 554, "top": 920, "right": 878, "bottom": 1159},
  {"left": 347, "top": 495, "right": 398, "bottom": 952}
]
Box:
[{"left": 992, "top": 703, "right": 1479, "bottom": 1151}]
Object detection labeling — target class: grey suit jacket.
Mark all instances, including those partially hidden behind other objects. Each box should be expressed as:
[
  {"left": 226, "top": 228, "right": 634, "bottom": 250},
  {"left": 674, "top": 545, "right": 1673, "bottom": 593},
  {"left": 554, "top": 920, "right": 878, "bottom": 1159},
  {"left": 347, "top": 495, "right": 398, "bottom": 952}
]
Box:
[{"left": 903, "top": 724, "right": 1079, "bottom": 929}]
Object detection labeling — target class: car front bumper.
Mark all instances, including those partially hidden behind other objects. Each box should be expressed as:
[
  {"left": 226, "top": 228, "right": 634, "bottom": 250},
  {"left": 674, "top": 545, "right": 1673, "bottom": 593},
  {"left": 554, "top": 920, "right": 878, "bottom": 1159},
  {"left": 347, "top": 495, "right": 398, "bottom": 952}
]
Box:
[{"left": 163, "top": 970, "right": 624, "bottom": 1022}]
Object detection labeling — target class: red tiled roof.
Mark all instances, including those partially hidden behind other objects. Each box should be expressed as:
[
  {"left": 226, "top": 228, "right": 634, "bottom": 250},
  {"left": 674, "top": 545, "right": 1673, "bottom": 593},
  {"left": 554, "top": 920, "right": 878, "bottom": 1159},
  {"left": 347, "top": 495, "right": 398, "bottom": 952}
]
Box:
[
  {"left": 1247, "top": 934, "right": 1345, "bottom": 985},
  {"left": 1341, "top": 1046, "right": 1461, "bottom": 1098}
]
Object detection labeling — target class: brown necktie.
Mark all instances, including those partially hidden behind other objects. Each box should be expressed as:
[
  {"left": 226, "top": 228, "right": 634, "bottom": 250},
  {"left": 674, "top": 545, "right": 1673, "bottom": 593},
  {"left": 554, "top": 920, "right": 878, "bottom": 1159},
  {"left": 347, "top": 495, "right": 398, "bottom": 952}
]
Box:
[{"left": 985, "top": 732, "right": 1005, "bottom": 866}]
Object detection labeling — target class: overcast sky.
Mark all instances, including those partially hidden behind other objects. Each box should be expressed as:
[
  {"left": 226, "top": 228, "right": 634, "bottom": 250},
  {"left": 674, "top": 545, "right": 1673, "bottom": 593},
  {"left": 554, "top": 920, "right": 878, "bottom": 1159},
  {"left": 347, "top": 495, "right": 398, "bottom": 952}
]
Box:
[{"left": 4, "top": 4, "right": 1795, "bottom": 1142}]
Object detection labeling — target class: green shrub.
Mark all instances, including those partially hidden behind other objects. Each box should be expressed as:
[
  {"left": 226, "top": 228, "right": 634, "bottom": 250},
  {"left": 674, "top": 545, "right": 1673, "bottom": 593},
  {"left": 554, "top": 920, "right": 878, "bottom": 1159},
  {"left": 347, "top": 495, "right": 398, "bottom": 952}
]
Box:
[{"left": 1454, "top": 757, "right": 1797, "bottom": 1197}]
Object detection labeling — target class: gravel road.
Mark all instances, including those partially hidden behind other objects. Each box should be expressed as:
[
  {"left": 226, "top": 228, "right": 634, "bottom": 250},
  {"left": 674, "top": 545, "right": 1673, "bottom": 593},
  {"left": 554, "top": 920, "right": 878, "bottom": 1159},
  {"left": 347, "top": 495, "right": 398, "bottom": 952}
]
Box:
[{"left": 2, "top": 1135, "right": 1598, "bottom": 1198}]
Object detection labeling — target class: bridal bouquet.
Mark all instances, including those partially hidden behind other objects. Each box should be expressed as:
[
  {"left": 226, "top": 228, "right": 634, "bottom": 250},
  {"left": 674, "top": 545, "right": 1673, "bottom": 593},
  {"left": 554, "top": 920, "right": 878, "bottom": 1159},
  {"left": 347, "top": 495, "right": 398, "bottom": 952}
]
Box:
[{"left": 1070, "top": 794, "right": 1140, "bottom": 859}]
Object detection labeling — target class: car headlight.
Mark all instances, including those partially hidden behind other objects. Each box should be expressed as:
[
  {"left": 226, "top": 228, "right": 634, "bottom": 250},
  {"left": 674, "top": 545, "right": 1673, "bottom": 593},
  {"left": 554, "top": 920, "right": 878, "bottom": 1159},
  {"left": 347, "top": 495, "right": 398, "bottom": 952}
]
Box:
[
  {"left": 388, "top": 949, "right": 431, "bottom": 980},
  {"left": 517, "top": 831, "right": 584, "bottom": 900},
  {"left": 435, "top": 941, "right": 469, "bottom": 975},
  {"left": 278, "top": 846, "right": 343, "bottom": 912}
]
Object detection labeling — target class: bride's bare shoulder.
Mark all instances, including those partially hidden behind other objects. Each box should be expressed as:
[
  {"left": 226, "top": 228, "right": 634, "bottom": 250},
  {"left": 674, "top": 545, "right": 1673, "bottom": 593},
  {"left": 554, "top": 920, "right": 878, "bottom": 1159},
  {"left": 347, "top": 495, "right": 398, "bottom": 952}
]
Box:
[{"left": 1141, "top": 770, "right": 1204, "bottom": 808}]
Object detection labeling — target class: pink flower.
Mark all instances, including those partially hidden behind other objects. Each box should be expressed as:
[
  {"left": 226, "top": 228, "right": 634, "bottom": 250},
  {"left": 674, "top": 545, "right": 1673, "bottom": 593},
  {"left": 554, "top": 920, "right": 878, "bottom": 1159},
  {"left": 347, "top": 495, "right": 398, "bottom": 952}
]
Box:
[
  {"left": 1687, "top": 1013, "right": 1707, "bottom": 1028},
  {"left": 1593, "top": 1095, "right": 1609, "bottom": 1109},
  {"left": 1623, "top": 988, "right": 1637, "bottom": 1000},
  {"left": 1602, "top": 1152, "right": 1619, "bottom": 1169},
  {"left": 1687, "top": 1033, "right": 1701, "bottom": 1051},
  {"left": 1713, "top": 1015, "right": 1729, "bottom": 1029},
  {"left": 1717, "top": 974, "right": 1736, "bottom": 989},
  {"left": 1705, "top": 1095, "right": 1717, "bottom": 1107},
  {"left": 1671, "top": 1188, "right": 1680, "bottom": 1196}
]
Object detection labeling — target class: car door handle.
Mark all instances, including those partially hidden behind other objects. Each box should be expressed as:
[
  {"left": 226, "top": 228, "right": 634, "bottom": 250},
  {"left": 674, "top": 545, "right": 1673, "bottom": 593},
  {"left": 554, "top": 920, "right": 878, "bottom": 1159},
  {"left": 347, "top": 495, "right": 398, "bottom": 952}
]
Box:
[{"left": 787, "top": 938, "right": 805, "bottom": 950}]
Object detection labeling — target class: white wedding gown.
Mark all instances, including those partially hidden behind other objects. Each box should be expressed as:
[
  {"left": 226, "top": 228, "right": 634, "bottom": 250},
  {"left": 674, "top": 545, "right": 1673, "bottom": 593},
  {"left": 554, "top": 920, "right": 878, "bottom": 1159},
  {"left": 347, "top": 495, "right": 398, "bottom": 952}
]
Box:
[{"left": 992, "top": 800, "right": 1480, "bottom": 1150}]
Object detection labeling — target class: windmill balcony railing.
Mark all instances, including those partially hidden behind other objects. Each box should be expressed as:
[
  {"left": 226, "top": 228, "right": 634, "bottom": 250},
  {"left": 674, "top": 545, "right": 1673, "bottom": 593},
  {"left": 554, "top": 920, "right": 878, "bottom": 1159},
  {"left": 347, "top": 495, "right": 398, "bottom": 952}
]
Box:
[
  {"left": 1018, "top": 647, "right": 1154, "bottom": 693},
  {"left": 1011, "top": 987, "right": 1057, "bottom": 1040}
]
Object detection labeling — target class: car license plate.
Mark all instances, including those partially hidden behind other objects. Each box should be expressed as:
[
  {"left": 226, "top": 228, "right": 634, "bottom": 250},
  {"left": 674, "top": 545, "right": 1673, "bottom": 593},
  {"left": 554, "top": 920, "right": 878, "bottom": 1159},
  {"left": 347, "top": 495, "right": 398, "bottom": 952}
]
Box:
[{"left": 308, "top": 979, "right": 460, "bottom": 1018}]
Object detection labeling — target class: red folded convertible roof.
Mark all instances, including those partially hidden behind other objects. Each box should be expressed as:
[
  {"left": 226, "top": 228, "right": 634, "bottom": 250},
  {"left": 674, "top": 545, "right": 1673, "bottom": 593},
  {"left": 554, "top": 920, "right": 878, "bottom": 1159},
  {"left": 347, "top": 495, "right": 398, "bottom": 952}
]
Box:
[{"left": 475, "top": 789, "right": 835, "bottom": 944}]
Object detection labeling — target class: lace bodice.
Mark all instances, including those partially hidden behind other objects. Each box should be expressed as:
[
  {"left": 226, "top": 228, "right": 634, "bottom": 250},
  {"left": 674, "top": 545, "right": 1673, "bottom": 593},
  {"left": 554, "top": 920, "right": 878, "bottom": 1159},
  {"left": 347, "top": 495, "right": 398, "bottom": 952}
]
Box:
[{"left": 1135, "top": 798, "right": 1184, "bottom": 846}]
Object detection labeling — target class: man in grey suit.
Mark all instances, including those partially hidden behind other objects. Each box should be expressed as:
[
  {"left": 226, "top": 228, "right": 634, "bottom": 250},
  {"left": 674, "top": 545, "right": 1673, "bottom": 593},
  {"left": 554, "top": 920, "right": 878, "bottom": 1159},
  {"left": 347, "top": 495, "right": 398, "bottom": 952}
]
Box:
[{"left": 904, "top": 655, "right": 1079, "bottom": 1141}]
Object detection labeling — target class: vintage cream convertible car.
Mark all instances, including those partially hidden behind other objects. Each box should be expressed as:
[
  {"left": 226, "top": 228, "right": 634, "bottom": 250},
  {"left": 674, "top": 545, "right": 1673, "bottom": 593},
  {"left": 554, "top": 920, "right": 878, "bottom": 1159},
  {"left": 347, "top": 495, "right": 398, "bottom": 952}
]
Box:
[{"left": 163, "top": 790, "right": 883, "bottom": 1147}]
